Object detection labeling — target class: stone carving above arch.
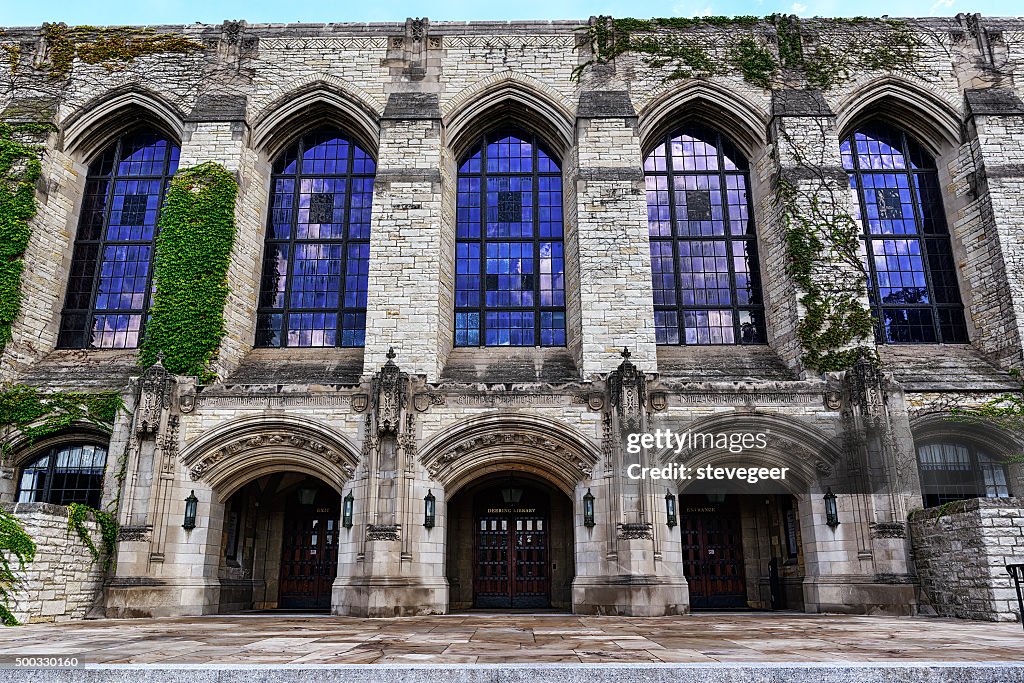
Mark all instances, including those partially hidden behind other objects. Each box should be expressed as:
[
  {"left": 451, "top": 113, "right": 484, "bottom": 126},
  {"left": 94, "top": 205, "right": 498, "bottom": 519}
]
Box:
[
  {"left": 834, "top": 75, "right": 963, "bottom": 153},
  {"left": 637, "top": 80, "right": 770, "bottom": 159},
  {"left": 179, "top": 416, "right": 360, "bottom": 500},
  {"left": 61, "top": 86, "right": 187, "bottom": 159},
  {"left": 249, "top": 73, "right": 385, "bottom": 158},
  {"left": 419, "top": 412, "right": 601, "bottom": 496},
  {"left": 443, "top": 71, "right": 576, "bottom": 161}
]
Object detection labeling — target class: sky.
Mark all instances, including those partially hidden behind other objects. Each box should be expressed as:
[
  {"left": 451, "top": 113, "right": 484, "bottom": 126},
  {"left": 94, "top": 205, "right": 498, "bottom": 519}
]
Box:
[{"left": 3, "top": 0, "right": 1020, "bottom": 28}]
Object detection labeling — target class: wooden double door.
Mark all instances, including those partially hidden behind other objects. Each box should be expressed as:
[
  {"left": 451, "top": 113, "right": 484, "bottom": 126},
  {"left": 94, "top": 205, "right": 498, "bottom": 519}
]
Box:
[
  {"left": 679, "top": 495, "right": 747, "bottom": 608},
  {"left": 473, "top": 484, "right": 550, "bottom": 609},
  {"left": 278, "top": 485, "right": 340, "bottom": 610}
]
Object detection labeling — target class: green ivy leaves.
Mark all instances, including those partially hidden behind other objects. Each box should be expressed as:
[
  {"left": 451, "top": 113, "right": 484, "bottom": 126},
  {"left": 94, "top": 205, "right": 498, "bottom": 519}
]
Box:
[
  {"left": 573, "top": 14, "right": 919, "bottom": 91},
  {"left": 66, "top": 503, "right": 118, "bottom": 571},
  {"left": 0, "top": 123, "right": 45, "bottom": 356},
  {"left": 140, "top": 162, "right": 238, "bottom": 382},
  {"left": 0, "top": 385, "right": 122, "bottom": 460},
  {"left": 0, "top": 509, "right": 36, "bottom": 626},
  {"left": 777, "top": 179, "right": 876, "bottom": 373}
]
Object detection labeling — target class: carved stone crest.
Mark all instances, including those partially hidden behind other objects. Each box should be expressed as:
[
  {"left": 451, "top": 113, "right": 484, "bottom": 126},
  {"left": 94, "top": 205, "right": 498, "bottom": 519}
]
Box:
[
  {"left": 587, "top": 393, "right": 605, "bottom": 411},
  {"left": 649, "top": 392, "right": 668, "bottom": 412},
  {"left": 178, "top": 389, "right": 196, "bottom": 414},
  {"left": 824, "top": 375, "right": 843, "bottom": 410},
  {"left": 352, "top": 393, "right": 369, "bottom": 413},
  {"left": 413, "top": 392, "right": 444, "bottom": 412}
]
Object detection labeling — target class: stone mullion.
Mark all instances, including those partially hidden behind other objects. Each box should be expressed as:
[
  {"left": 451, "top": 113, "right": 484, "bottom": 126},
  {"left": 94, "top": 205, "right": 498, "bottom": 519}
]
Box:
[
  {"left": 363, "top": 112, "right": 444, "bottom": 379},
  {"left": 963, "top": 93, "right": 1024, "bottom": 368},
  {"left": 574, "top": 95, "right": 658, "bottom": 377},
  {"left": 768, "top": 112, "right": 873, "bottom": 374},
  {"left": 174, "top": 115, "right": 256, "bottom": 378}
]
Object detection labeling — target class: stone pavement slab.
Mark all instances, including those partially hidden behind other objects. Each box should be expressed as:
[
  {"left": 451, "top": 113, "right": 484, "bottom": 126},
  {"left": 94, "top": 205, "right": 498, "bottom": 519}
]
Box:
[{"left": 0, "top": 612, "right": 1021, "bottom": 681}]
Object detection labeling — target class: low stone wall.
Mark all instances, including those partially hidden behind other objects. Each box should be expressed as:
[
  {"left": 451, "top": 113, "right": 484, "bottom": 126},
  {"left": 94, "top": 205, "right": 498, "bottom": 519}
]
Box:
[
  {"left": 908, "top": 497, "right": 1024, "bottom": 622},
  {"left": 2, "top": 502, "right": 105, "bottom": 624}
]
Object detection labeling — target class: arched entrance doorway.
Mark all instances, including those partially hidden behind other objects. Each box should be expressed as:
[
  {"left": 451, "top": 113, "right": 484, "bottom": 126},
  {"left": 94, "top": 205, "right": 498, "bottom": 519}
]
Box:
[
  {"left": 218, "top": 473, "right": 341, "bottom": 612},
  {"left": 678, "top": 493, "right": 805, "bottom": 610},
  {"left": 447, "top": 473, "right": 574, "bottom": 611}
]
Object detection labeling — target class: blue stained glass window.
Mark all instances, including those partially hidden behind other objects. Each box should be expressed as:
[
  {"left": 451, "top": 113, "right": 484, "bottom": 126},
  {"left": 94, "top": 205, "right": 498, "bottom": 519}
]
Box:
[
  {"left": 842, "top": 123, "right": 967, "bottom": 344},
  {"left": 256, "top": 129, "right": 375, "bottom": 348},
  {"left": 455, "top": 131, "right": 565, "bottom": 347},
  {"left": 644, "top": 125, "right": 766, "bottom": 345},
  {"left": 58, "top": 130, "right": 179, "bottom": 349}
]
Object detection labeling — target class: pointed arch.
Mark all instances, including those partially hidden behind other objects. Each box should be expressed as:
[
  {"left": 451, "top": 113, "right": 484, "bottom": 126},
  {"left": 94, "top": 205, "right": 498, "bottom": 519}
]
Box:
[
  {"left": 638, "top": 81, "right": 770, "bottom": 160},
  {"left": 250, "top": 75, "right": 383, "bottom": 159},
  {"left": 418, "top": 412, "right": 600, "bottom": 496},
  {"left": 443, "top": 72, "right": 575, "bottom": 163},
  {"left": 61, "top": 86, "right": 186, "bottom": 160},
  {"left": 179, "top": 415, "right": 361, "bottom": 500},
  {"left": 653, "top": 412, "right": 844, "bottom": 494},
  {"left": 835, "top": 76, "right": 962, "bottom": 155}
]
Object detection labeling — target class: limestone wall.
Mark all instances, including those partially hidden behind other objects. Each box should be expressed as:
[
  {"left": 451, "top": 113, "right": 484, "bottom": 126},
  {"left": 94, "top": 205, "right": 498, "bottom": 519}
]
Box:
[
  {"left": 909, "top": 497, "right": 1024, "bottom": 622},
  {"left": 2, "top": 503, "right": 105, "bottom": 624}
]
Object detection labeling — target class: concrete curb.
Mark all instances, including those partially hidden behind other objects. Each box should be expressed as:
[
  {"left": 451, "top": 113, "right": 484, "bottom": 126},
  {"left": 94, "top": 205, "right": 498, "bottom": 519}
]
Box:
[{"left": 2, "top": 663, "right": 1024, "bottom": 682}]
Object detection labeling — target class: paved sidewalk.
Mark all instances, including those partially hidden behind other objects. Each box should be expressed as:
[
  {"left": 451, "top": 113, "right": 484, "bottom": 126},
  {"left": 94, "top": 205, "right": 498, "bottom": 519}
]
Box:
[{"left": 0, "top": 612, "right": 1020, "bottom": 664}]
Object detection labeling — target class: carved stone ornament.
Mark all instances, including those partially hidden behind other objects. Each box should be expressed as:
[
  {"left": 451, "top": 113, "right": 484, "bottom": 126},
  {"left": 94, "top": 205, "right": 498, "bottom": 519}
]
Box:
[
  {"left": 426, "top": 430, "right": 596, "bottom": 479},
  {"left": 824, "top": 375, "right": 842, "bottom": 411},
  {"left": 847, "top": 351, "right": 886, "bottom": 419},
  {"left": 413, "top": 391, "right": 444, "bottom": 412},
  {"left": 373, "top": 347, "right": 407, "bottom": 435},
  {"left": 136, "top": 353, "right": 173, "bottom": 436},
  {"left": 366, "top": 524, "right": 401, "bottom": 541},
  {"left": 618, "top": 522, "right": 654, "bottom": 540},
  {"left": 870, "top": 522, "right": 906, "bottom": 539},
  {"left": 649, "top": 392, "right": 668, "bottom": 412},
  {"left": 351, "top": 393, "right": 369, "bottom": 413},
  {"left": 117, "top": 525, "right": 152, "bottom": 542},
  {"left": 814, "top": 460, "right": 834, "bottom": 477},
  {"left": 188, "top": 432, "right": 355, "bottom": 481},
  {"left": 587, "top": 393, "right": 605, "bottom": 411},
  {"left": 608, "top": 347, "right": 646, "bottom": 431},
  {"left": 178, "top": 388, "right": 196, "bottom": 414}
]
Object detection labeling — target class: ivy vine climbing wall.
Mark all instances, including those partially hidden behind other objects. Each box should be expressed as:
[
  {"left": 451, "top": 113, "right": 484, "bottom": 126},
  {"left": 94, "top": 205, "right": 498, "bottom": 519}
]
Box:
[
  {"left": 140, "top": 162, "right": 239, "bottom": 381},
  {"left": 0, "top": 124, "right": 45, "bottom": 357},
  {"left": 573, "top": 15, "right": 921, "bottom": 91}
]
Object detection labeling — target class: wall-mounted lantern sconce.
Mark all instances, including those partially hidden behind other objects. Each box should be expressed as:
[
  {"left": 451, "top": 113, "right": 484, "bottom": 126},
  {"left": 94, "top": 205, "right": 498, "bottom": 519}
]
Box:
[
  {"left": 342, "top": 490, "right": 354, "bottom": 529},
  {"left": 424, "top": 490, "right": 436, "bottom": 529},
  {"left": 183, "top": 490, "right": 198, "bottom": 530},
  {"left": 583, "top": 488, "right": 595, "bottom": 528},
  {"left": 665, "top": 490, "right": 677, "bottom": 528},
  {"left": 823, "top": 487, "right": 840, "bottom": 529}
]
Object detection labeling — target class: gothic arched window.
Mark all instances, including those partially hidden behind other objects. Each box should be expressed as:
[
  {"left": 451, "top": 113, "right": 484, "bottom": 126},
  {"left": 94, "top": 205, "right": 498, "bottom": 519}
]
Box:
[
  {"left": 454, "top": 130, "right": 566, "bottom": 346},
  {"left": 255, "top": 129, "right": 375, "bottom": 347},
  {"left": 916, "top": 441, "right": 1009, "bottom": 508},
  {"left": 842, "top": 123, "right": 968, "bottom": 344},
  {"left": 644, "top": 125, "right": 766, "bottom": 345},
  {"left": 58, "top": 130, "right": 179, "bottom": 349},
  {"left": 16, "top": 443, "right": 108, "bottom": 508}
]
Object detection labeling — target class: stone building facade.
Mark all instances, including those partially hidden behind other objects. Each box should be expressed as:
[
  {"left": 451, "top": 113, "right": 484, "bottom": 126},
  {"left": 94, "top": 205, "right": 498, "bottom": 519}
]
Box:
[{"left": 1, "top": 15, "right": 1024, "bottom": 620}]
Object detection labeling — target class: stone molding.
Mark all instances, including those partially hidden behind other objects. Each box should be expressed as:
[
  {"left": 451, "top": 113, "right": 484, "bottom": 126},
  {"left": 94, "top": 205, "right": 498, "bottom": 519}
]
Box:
[{"left": 418, "top": 413, "right": 601, "bottom": 495}]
